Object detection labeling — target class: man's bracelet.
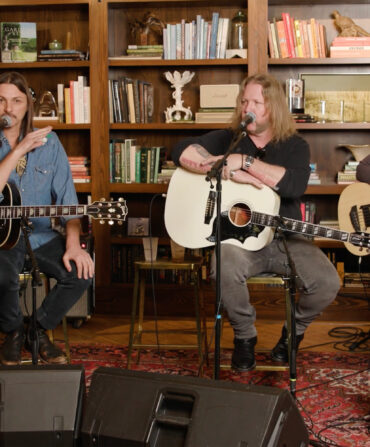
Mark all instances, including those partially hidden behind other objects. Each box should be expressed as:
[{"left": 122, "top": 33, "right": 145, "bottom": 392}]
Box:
[{"left": 242, "top": 155, "right": 255, "bottom": 171}]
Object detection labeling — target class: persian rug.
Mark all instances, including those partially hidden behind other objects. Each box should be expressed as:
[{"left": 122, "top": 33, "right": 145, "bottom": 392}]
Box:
[{"left": 69, "top": 345, "right": 369, "bottom": 447}]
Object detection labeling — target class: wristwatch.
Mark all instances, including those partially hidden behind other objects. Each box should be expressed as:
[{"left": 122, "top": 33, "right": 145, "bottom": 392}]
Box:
[{"left": 243, "top": 155, "right": 255, "bottom": 171}]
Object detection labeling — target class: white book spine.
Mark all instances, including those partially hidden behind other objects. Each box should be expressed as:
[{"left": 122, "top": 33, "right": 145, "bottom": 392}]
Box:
[{"left": 57, "top": 83, "right": 64, "bottom": 123}]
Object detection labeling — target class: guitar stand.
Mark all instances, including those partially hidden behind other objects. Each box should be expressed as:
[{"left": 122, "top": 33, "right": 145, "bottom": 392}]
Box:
[{"left": 20, "top": 217, "right": 43, "bottom": 365}]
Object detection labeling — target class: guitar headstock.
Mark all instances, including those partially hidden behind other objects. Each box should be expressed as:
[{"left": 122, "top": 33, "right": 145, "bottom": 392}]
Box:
[
  {"left": 87, "top": 198, "right": 128, "bottom": 225},
  {"left": 349, "top": 231, "right": 370, "bottom": 255}
]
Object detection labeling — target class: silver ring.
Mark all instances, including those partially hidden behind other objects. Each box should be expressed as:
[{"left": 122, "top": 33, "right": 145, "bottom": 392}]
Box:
[{"left": 230, "top": 170, "right": 236, "bottom": 178}]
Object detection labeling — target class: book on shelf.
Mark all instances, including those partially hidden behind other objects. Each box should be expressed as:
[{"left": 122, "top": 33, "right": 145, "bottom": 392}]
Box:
[
  {"left": 195, "top": 111, "right": 233, "bottom": 123},
  {"left": 337, "top": 170, "right": 357, "bottom": 184},
  {"left": 330, "top": 46, "right": 370, "bottom": 58},
  {"left": 331, "top": 36, "right": 370, "bottom": 46},
  {"left": 1, "top": 22, "right": 37, "bottom": 62}
]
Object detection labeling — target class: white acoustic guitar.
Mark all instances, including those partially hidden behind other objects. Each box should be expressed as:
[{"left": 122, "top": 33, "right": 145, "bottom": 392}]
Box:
[
  {"left": 164, "top": 168, "right": 370, "bottom": 253},
  {"left": 338, "top": 182, "right": 370, "bottom": 256}
]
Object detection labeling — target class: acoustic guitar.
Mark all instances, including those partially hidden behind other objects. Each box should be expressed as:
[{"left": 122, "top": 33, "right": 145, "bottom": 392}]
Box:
[
  {"left": 164, "top": 168, "right": 370, "bottom": 253},
  {"left": 338, "top": 182, "right": 370, "bottom": 256},
  {"left": 0, "top": 182, "right": 128, "bottom": 250}
]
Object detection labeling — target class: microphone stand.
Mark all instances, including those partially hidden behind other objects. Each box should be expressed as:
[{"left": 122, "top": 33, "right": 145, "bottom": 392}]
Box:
[
  {"left": 274, "top": 216, "right": 299, "bottom": 398},
  {"left": 206, "top": 130, "right": 246, "bottom": 380},
  {"left": 20, "top": 217, "right": 42, "bottom": 365}
]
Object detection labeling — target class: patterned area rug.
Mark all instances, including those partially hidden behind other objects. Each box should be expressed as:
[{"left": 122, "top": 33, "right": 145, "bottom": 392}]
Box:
[{"left": 70, "top": 345, "right": 369, "bottom": 447}]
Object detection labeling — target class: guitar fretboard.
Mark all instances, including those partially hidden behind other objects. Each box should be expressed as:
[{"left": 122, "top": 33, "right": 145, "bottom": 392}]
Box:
[
  {"left": 251, "top": 211, "right": 350, "bottom": 242},
  {"left": 0, "top": 205, "right": 86, "bottom": 219}
]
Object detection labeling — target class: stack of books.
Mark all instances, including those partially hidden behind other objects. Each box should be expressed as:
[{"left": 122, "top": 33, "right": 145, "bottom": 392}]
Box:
[
  {"left": 292, "top": 113, "right": 316, "bottom": 123},
  {"left": 330, "top": 37, "right": 370, "bottom": 58},
  {"left": 308, "top": 162, "right": 321, "bottom": 185},
  {"left": 343, "top": 272, "right": 370, "bottom": 288},
  {"left": 38, "top": 49, "right": 86, "bottom": 61},
  {"left": 195, "top": 107, "right": 234, "bottom": 123},
  {"left": 68, "top": 156, "right": 91, "bottom": 183},
  {"left": 268, "top": 13, "right": 327, "bottom": 59},
  {"left": 337, "top": 160, "right": 359, "bottom": 184},
  {"left": 124, "top": 45, "right": 163, "bottom": 59},
  {"left": 157, "top": 160, "right": 177, "bottom": 184}
]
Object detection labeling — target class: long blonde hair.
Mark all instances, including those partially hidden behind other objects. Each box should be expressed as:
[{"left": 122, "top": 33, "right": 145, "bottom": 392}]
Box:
[
  {"left": 231, "top": 73, "right": 296, "bottom": 142},
  {"left": 0, "top": 71, "right": 34, "bottom": 137}
]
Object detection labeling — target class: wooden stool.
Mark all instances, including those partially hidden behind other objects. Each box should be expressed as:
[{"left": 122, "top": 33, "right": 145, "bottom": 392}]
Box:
[
  {"left": 19, "top": 272, "right": 71, "bottom": 364},
  {"left": 220, "top": 274, "right": 297, "bottom": 394},
  {"left": 127, "top": 257, "right": 208, "bottom": 372}
]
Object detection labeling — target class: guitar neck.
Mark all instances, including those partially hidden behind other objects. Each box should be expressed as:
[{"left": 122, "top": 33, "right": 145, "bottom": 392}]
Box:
[
  {"left": 252, "top": 212, "right": 350, "bottom": 243},
  {"left": 0, "top": 204, "right": 87, "bottom": 219}
]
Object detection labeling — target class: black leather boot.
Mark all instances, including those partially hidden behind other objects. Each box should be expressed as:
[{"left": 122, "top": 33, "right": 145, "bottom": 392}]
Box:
[
  {"left": 231, "top": 336, "right": 257, "bottom": 372},
  {"left": 271, "top": 326, "right": 304, "bottom": 363},
  {"left": 25, "top": 324, "right": 67, "bottom": 364},
  {"left": 0, "top": 325, "right": 25, "bottom": 365}
]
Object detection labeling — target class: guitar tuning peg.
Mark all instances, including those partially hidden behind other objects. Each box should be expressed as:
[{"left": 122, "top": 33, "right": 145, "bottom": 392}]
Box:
[
  {"left": 108, "top": 220, "right": 114, "bottom": 225},
  {"left": 100, "top": 198, "right": 106, "bottom": 202},
  {"left": 118, "top": 197, "right": 124, "bottom": 202},
  {"left": 117, "top": 221, "right": 123, "bottom": 226},
  {"left": 99, "top": 220, "right": 105, "bottom": 225}
]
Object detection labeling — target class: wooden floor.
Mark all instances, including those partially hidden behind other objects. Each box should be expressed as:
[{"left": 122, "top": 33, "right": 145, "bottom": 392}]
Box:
[{"left": 54, "top": 314, "right": 369, "bottom": 354}]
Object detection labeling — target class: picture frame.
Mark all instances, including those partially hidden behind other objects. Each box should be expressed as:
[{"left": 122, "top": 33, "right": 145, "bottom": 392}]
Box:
[{"left": 127, "top": 217, "right": 149, "bottom": 236}]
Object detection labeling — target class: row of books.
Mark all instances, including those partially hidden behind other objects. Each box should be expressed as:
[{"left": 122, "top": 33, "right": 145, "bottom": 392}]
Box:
[
  {"left": 109, "top": 139, "right": 166, "bottom": 184},
  {"left": 57, "top": 75, "right": 90, "bottom": 124},
  {"left": 163, "top": 12, "right": 230, "bottom": 60},
  {"left": 68, "top": 156, "right": 91, "bottom": 183},
  {"left": 329, "top": 36, "right": 370, "bottom": 58},
  {"left": 300, "top": 200, "right": 316, "bottom": 224},
  {"left": 268, "top": 14, "right": 327, "bottom": 59},
  {"left": 109, "top": 77, "right": 154, "bottom": 124}
]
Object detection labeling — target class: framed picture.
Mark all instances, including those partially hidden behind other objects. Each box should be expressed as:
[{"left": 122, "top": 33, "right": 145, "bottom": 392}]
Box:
[
  {"left": 300, "top": 73, "right": 370, "bottom": 122},
  {"left": 127, "top": 217, "right": 149, "bottom": 236}
]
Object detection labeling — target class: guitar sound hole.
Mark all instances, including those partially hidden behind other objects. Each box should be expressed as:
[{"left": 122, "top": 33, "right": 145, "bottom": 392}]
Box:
[{"left": 229, "top": 203, "right": 251, "bottom": 227}]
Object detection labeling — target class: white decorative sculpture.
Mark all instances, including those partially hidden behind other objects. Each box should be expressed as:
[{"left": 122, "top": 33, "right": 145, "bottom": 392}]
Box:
[{"left": 164, "top": 70, "right": 195, "bottom": 123}]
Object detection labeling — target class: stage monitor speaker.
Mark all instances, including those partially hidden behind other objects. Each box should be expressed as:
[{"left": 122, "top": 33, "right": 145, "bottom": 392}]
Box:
[
  {"left": 81, "top": 368, "right": 309, "bottom": 447},
  {"left": 19, "top": 236, "right": 95, "bottom": 322},
  {"left": 0, "top": 365, "right": 85, "bottom": 447}
]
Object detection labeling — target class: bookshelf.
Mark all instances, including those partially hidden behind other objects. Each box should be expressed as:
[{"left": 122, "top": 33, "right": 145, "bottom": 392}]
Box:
[{"left": 4, "top": 1, "right": 368, "bottom": 312}]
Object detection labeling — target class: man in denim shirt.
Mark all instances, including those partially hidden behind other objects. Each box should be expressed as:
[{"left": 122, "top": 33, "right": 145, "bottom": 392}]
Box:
[{"left": 0, "top": 72, "right": 94, "bottom": 364}]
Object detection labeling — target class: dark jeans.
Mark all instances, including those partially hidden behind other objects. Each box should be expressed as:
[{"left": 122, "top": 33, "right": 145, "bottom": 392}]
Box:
[{"left": 0, "top": 234, "right": 92, "bottom": 333}]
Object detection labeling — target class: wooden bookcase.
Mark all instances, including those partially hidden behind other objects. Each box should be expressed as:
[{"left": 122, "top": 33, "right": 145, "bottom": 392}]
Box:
[{"left": 2, "top": 1, "right": 369, "bottom": 313}]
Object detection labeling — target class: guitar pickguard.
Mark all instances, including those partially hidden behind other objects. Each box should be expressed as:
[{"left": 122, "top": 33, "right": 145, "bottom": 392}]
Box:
[{"left": 206, "top": 212, "right": 265, "bottom": 243}]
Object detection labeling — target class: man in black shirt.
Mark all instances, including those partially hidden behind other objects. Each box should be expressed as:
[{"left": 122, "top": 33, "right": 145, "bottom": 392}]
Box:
[{"left": 171, "top": 73, "right": 340, "bottom": 371}]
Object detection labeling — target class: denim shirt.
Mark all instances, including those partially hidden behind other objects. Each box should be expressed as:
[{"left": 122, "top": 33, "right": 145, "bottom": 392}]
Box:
[{"left": 0, "top": 130, "right": 79, "bottom": 249}]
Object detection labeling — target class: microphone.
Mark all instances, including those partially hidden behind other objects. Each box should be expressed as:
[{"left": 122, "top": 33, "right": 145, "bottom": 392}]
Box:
[
  {"left": 239, "top": 111, "right": 256, "bottom": 130},
  {"left": 0, "top": 115, "right": 12, "bottom": 129}
]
